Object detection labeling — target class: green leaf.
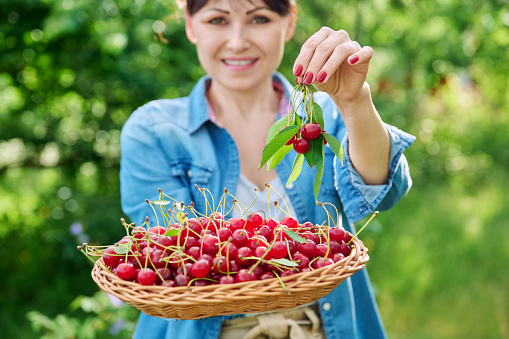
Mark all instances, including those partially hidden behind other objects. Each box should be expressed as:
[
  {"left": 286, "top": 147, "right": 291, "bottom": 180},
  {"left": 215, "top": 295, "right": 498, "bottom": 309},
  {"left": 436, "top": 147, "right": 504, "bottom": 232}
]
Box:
[
  {"left": 267, "top": 144, "right": 293, "bottom": 170},
  {"left": 304, "top": 136, "right": 324, "bottom": 168},
  {"left": 259, "top": 125, "right": 301, "bottom": 170},
  {"left": 164, "top": 228, "right": 180, "bottom": 237},
  {"left": 286, "top": 153, "right": 304, "bottom": 187},
  {"left": 114, "top": 243, "right": 129, "bottom": 255},
  {"left": 314, "top": 145, "right": 325, "bottom": 201},
  {"left": 283, "top": 228, "right": 306, "bottom": 244},
  {"left": 267, "top": 115, "right": 293, "bottom": 143},
  {"left": 150, "top": 200, "right": 171, "bottom": 206},
  {"left": 270, "top": 258, "right": 299, "bottom": 267},
  {"left": 323, "top": 133, "right": 344, "bottom": 164},
  {"left": 313, "top": 102, "right": 324, "bottom": 130}
]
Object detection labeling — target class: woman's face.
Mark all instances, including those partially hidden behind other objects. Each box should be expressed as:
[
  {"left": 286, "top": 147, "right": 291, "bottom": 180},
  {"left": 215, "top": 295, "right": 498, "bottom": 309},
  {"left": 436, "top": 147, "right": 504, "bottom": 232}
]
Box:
[{"left": 186, "top": 0, "right": 296, "bottom": 92}]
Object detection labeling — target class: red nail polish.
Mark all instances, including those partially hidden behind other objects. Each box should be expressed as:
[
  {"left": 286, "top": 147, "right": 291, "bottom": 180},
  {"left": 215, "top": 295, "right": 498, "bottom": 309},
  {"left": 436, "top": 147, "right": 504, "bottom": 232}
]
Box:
[
  {"left": 349, "top": 55, "right": 359, "bottom": 65},
  {"left": 295, "top": 77, "right": 300, "bottom": 84},
  {"left": 303, "top": 72, "right": 313, "bottom": 84},
  {"left": 293, "top": 64, "right": 303, "bottom": 76},
  {"left": 316, "top": 71, "right": 327, "bottom": 83}
]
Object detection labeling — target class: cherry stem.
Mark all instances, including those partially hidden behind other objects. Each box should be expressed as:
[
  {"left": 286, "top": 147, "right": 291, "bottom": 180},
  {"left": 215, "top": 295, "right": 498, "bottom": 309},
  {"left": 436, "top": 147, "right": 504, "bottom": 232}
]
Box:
[{"left": 347, "top": 211, "right": 379, "bottom": 246}]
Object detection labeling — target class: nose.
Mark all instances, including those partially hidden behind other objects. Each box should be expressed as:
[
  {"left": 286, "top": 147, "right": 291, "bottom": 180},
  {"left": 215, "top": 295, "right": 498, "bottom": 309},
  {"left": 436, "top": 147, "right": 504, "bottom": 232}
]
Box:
[{"left": 226, "top": 23, "right": 250, "bottom": 52}]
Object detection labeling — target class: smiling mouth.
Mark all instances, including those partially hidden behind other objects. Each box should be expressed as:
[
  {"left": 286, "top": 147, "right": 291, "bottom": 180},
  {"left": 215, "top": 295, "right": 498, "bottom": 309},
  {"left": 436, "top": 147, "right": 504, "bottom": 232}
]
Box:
[{"left": 223, "top": 59, "right": 257, "bottom": 65}]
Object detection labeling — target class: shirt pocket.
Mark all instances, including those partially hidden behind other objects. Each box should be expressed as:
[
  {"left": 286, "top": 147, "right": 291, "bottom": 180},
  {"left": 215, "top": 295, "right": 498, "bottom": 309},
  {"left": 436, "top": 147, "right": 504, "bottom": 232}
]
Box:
[{"left": 169, "top": 160, "right": 214, "bottom": 186}]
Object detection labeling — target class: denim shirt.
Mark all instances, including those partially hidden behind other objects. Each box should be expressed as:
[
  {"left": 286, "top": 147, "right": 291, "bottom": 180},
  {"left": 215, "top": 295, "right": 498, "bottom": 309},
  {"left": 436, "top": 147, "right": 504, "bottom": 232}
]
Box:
[{"left": 120, "top": 72, "right": 415, "bottom": 339}]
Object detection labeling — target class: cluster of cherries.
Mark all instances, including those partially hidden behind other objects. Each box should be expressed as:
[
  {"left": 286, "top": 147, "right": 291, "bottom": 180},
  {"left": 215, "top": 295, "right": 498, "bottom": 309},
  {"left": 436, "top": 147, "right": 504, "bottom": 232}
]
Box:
[
  {"left": 100, "top": 213, "right": 353, "bottom": 287},
  {"left": 286, "top": 122, "right": 326, "bottom": 154}
]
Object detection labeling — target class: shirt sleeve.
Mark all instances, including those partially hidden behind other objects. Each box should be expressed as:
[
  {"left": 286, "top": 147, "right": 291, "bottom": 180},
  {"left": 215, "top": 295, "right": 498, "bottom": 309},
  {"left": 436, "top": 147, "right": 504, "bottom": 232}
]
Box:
[
  {"left": 119, "top": 104, "right": 193, "bottom": 226},
  {"left": 335, "top": 124, "right": 416, "bottom": 223}
]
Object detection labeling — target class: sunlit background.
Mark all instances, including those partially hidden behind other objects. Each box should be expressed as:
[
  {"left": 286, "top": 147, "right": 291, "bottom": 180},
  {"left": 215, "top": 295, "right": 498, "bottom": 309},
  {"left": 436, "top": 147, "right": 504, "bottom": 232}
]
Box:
[{"left": 1, "top": 0, "right": 508, "bottom": 338}]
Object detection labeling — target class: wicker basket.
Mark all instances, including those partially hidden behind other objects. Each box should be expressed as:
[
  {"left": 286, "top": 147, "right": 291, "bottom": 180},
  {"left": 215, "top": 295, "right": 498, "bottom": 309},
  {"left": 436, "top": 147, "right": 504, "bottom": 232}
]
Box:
[{"left": 91, "top": 236, "right": 369, "bottom": 320}]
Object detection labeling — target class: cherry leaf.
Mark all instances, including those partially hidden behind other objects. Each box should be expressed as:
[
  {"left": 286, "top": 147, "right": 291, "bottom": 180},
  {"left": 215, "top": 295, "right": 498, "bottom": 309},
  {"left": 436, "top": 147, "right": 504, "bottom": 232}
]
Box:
[
  {"left": 270, "top": 258, "right": 299, "bottom": 267},
  {"left": 267, "top": 115, "right": 293, "bottom": 143},
  {"left": 304, "top": 136, "right": 324, "bottom": 168},
  {"left": 283, "top": 228, "right": 306, "bottom": 244},
  {"left": 164, "top": 228, "right": 180, "bottom": 237},
  {"left": 114, "top": 243, "right": 129, "bottom": 255},
  {"left": 286, "top": 153, "right": 304, "bottom": 187},
  {"left": 312, "top": 102, "right": 324, "bottom": 130},
  {"left": 267, "top": 144, "right": 293, "bottom": 170},
  {"left": 314, "top": 144, "right": 325, "bottom": 200},
  {"left": 259, "top": 125, "right": 301, "bottom": 170},
  {"left": 323, "top": 133, "right": 344, "bottom": 164}
]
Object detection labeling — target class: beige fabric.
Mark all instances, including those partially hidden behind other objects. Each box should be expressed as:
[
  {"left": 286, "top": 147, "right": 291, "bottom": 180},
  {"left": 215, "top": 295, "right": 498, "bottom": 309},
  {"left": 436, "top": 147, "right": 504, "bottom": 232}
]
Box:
[{"left": 219, "top": 305, "right": 324, "bottom": 339}]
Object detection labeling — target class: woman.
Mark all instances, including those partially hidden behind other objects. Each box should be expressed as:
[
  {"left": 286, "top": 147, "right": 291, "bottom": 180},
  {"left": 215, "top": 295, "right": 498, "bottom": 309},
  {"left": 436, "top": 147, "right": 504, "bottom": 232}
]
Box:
[{"left": 120, "top": 0, "right": 415, "bottom": 338}]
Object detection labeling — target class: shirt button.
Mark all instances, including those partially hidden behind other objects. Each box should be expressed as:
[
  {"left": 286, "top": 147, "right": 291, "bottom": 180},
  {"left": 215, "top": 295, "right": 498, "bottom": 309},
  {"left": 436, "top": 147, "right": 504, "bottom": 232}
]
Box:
[
  {"left": 187, "top": 170, "right": 192, "bottom": 178},
  {"left": 287, "top": 182, "right": 294, "bottom": 189},
  {"left": 322, "top": 302, "right": 331, "bottom": 311}
]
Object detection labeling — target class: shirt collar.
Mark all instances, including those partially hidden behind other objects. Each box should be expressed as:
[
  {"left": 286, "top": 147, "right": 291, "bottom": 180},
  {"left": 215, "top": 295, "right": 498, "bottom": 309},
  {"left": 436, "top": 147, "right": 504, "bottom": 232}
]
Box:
[{"left": 187, "top": 72, "right": 295, "bottom": 134}]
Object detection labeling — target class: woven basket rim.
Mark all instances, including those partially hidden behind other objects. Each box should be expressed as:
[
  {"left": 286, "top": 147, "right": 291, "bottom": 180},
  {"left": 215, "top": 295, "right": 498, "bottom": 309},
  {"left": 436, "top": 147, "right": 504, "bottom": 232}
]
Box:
[{"left": 91, "top": 236, "right": 369, "bottom": 319}]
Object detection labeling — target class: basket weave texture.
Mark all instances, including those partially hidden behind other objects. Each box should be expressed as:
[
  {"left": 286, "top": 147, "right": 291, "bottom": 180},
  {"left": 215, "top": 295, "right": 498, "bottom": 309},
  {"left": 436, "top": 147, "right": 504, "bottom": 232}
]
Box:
[{"left": 91, "top": 236, "right": 369, "bottom": 320}]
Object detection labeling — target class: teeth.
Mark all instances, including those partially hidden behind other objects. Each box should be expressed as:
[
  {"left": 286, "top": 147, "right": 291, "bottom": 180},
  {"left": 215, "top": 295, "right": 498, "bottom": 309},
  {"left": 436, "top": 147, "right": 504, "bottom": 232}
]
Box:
[{"left": 224, "top": 59, "right": 254, "bottom": 65}]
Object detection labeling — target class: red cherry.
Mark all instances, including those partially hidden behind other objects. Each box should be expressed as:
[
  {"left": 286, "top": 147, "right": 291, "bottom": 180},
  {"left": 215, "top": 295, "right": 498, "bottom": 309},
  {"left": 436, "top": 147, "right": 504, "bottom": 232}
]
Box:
[
  {"left": 202, "top": 235, "right": 219, "bottom": 255},
  {"left": 221, "top": 241, "right": 239, "bottom": 258},
  {"left": 333, "top": 253, "right": 345, "bottom": 262},
  {"left": 228, "top": 217, "right": 247, "bottom": 232},
  {"left": 192, "top": 280, "right": 209, "bottom": 286},
  {"left": 338, "top": 242, "right": 352, "bottom": 256},
  {"left": 302, "top": 123, "right": 322, "bottom": 140},
  {"left": 316, "top": 243, "right": 328, "bottom": 258},
  {"left": 247, "top": 235, "right": 267, "bottom": 251},
  {"left": 246, "top": 213, "right": 263, "bottom": 231},
  {"left": 293, "top": 137, "right": 311, "bottom": 154},
  {"left": 217, "top": 228, "right": 232, "bottom": 242},
  {"left": 198, "top": 253, "right": 214, "bottom": 265},
  {"left": 297, "top": 239, "right": 318, "bottom": 259},
  {"left": 280, "top": 216, "right": 298, "bottom": 229},
  {"left": 253, "top": 246, "right": 271, "bottom": 260},
  {"left": 257, "top": 226, "right": 273, "bottom": 242},
  {"left": 248, "top": 264, "right": 264, "bottom": 277},
  {"left": 314, "top": 257, "right": 334, "bottom": 269},
  {"left": 132, "top": 226, "right": 147, "bottom": 240},
  {"left": 232, "top": 229, "right": 249, "bottom": 246},
  {"left": 102, "top": 246, "right": 121, "bottom": 267},
  {"left": 174, "top": 274, "right": 191, "bottom": 286},
  {"left": 155, "top": 236, "right": 173, "bottom": 250},
  {"left": 263, "top": 218, "right": 279, "bottom": 231},
  {"left": 293, "top": 252, "right": 310, "bottom": 269},
  {"left": 156, "top": 267, "right": 173, "bottom": 284},
  {"left": 235, "top": 269, "right": 257, "bottom": 283},
  {"left": 236, "top": 247, "right": 253, "bottom": 266},
  {"left": 270, "top": 241, "right": 288, "bottom": 259},
  {"left": 212, "top": 256, "right": 228, "bottom": 274},
  {"left": 176, "top": 262, "right": 193, "bottom": 276},
  {"left": 150, "top": 226, "right": 166, "bottom": 235},
  {"left": 218, "top": 275, "right": 236, "bottom": 284},
  {"left": 186, "top": 218, "right": 202, "bottom": 234},
  {"left": 137, "top": 268, "right": 156, "bottom": 285},
  {"left": 116, "top": 263, "right": 136, "bottom": 280},
  {"left": 190, "top": 259, "right": 211, "bottom": 278},
  {"left": 329, "top": 228, "right": 346, "bottom": 242},
  {"left": 162, "top": 280, "right": 175, "bottom": 287},
  {"left": 260, "top": 272, "right": 276, "bottom": 280},
  {"left": 186, "top": 246, "right": 201, "bottom": 260}
]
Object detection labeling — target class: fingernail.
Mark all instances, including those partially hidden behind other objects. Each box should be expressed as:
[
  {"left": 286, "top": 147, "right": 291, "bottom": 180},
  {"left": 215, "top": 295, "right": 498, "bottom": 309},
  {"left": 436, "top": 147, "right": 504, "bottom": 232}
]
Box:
[
  {"left": 316, "top": 71, "right": 327, "bottom": 83},
  {"left": 293, "top": 64, "right": 303, "bottom": 76},
  {"left": 295, "top": 77, "right": 300, "bottom": 84},
  {"left": 349, "top": 55, "right": 359, "bottom": 65},
  {"left": 303, "top": 72, "right": 313, "bottom": 84}
]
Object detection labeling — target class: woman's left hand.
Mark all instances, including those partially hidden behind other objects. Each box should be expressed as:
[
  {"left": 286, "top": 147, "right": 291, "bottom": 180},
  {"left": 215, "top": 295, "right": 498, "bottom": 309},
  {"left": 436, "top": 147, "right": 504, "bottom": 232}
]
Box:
[{"left": 293, "top": 27, "right": 373, "bottom": 107}]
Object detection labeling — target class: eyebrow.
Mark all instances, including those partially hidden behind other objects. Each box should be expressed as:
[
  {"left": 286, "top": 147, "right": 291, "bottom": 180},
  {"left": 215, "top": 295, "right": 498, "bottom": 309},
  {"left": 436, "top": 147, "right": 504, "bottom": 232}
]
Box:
[{"left": 203, "top": 6, "right": 270, "bottom": 15}]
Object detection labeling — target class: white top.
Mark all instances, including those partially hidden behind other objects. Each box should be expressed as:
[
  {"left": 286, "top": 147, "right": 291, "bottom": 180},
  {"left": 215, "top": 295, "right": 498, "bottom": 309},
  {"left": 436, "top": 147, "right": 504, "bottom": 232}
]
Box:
[{"left": 234, "top": 173, "right": 298, "bottom": 222}]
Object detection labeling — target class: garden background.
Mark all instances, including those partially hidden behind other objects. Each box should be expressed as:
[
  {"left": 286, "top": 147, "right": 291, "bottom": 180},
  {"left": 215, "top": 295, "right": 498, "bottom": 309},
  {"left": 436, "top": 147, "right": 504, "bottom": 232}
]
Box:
[{"left": 1, "top": 0, "right": 508, "bottom": 338}]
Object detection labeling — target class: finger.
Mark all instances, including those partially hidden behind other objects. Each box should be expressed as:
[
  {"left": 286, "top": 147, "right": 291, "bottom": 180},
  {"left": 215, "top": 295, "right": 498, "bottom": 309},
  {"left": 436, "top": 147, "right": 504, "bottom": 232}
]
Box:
[
  {"left": 293, "top": 26, "right": 335, "bottom": 78},
  {"left": 347, "top": 45, "right": 374, "bottom": 67},
  {"left": 309, "top": 40, "right": 361, "bottom": 84}
]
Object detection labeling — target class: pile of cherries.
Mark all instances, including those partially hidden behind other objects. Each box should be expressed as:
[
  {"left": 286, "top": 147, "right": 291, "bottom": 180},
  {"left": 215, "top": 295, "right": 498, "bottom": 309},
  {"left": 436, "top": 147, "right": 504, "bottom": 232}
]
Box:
[{"left": 100, "top": 213, "right": 353, "bottom": 287}]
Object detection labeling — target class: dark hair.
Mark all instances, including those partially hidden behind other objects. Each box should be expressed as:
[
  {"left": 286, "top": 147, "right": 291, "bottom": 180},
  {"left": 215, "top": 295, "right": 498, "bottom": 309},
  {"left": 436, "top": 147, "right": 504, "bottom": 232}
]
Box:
[{"left": 187, "top": 0, "right": 292, "bottom": 16}]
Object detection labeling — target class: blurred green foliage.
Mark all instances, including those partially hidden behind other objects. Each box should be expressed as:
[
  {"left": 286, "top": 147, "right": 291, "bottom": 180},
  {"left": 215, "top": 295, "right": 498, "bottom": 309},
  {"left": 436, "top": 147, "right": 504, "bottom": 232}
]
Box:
[{"left": 1, "top": 0, "right": 508, "bottom": 338}]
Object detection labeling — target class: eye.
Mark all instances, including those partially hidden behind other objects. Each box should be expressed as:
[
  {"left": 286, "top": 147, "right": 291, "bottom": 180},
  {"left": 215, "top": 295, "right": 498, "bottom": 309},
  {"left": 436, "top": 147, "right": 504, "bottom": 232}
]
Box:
[
  {"left": 209, "top": 17, "right": 226, "bottom": 24},
  {"left": 251, "top": 16, "right": 269, "bottom": 24}
]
